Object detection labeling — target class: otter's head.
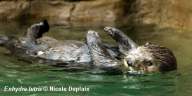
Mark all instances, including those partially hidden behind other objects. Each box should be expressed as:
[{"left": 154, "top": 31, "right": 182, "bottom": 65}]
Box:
[
  {"left": 104, "top": 26, "right": 177, "bottom": 74},
  {"left": 125, "top": 43, "right": 177, "bottom": 73}
]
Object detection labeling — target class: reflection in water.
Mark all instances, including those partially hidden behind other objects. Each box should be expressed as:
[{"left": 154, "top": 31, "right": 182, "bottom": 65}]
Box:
[{"left": 0, "top": 23, "right": 191, "bottom": 96}]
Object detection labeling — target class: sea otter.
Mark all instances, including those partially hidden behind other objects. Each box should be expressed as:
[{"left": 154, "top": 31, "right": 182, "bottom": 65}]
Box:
[{"left": 0, "top": 21, "right": 177, "bottom": 74}]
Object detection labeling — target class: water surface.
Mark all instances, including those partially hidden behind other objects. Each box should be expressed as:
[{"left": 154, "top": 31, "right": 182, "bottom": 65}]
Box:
[{"left": 0, "top": 23, "right": 191, "bottom": 96}]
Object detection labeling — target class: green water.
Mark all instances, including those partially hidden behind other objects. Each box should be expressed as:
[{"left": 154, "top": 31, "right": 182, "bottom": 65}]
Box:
[{"left": 0, "top": 23, "right": 191, "bottom": 96}]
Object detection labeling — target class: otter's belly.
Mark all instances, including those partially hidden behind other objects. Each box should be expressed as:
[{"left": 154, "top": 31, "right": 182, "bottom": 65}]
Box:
[{"left": 37, "top": 42, "right": 91, "bottom": 63}]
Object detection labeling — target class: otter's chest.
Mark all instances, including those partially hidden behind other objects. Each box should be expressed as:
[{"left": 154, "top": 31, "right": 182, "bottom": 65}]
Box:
[{"left": 36, "top": 42, "right": 91, "bottom": 63}]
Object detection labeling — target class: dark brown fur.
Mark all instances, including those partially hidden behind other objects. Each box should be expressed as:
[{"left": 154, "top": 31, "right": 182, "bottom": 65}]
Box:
[{"left": 144, "top": 43, "right": 177, "bottom": 72}]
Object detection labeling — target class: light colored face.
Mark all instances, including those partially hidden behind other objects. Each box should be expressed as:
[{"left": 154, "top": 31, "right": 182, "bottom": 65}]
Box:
[{"left": 124, "top": 46, "right": 158, "bottom": 73}]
